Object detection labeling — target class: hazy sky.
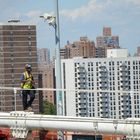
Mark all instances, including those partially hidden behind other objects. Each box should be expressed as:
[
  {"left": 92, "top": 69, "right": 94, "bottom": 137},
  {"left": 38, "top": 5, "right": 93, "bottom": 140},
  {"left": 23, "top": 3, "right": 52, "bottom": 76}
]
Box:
[{"left": 0, "top": 0, "right": 140, "bottom": 56}]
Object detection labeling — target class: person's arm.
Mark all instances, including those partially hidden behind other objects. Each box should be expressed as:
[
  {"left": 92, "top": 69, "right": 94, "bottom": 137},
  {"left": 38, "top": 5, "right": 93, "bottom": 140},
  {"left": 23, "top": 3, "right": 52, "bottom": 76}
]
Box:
[
  {"left": 20, "top": 73, "right": 25, "bottom": 88},
  {"left": 20, "top": 73, "right": 25, "bottom": 83},
  {"left": 31, "top": 74, "right": 35, "bottom": 87}
]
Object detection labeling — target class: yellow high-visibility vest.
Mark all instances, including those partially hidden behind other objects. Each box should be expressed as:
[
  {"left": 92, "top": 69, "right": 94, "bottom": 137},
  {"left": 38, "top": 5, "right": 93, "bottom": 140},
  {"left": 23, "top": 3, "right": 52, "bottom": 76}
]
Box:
[{"left": 21, "top": 71, "right": 33, "bottom": 89}]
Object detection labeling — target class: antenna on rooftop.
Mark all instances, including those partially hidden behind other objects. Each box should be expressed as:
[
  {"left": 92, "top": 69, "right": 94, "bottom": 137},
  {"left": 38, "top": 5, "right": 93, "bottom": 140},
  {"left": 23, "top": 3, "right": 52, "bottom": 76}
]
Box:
[{"left": 8, "top": 20, "right": 20, "bottom": 23}]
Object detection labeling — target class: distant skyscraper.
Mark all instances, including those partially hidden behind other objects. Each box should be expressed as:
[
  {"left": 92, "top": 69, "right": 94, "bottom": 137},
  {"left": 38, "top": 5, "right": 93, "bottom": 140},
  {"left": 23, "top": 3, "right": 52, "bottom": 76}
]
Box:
[
  {"left": 0, "top": 24, "right": 39, "bottom": 112},
  {"left": 103, "top": 27, "right": 111, "bottom": 36},
  {"left": 96, "top": 27, "right": 120, "bottom": 57},
  {"left": 38, "top": 48, "right": 50, "bottom": 65},
  {"left": 60, "top": 37, "right": 96, "bottom": 59},
  {"left": 61, "top": 53, "right": 140, "bottom": 119}
]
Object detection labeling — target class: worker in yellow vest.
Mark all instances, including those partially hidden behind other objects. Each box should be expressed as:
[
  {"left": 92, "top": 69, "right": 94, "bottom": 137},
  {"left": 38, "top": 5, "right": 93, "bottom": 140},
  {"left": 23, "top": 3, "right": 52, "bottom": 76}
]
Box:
[{"left": 20, "top": 64, "right": 35, "bottom": 111}]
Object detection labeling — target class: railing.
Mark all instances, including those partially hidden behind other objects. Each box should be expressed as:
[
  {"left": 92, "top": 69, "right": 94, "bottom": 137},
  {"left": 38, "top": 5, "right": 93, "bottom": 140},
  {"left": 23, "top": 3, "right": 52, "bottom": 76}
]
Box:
[{"left": 0, "top": 87, "right": 140, "bottom": 139}]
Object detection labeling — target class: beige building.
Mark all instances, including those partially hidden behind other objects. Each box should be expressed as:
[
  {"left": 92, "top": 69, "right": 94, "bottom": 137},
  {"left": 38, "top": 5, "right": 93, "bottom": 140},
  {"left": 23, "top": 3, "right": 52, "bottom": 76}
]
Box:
[
  {"left": 37, "top": 47, "right": 55, "bottom": 104},
  {"left": 38, "top": 63, "right": 55, "bottom": 104},
  {"left": 0, "top": 24, "right": 39, "bottom": 112},
  {"left": 60, "top": 37, "right": 96, "bottom": 59}
]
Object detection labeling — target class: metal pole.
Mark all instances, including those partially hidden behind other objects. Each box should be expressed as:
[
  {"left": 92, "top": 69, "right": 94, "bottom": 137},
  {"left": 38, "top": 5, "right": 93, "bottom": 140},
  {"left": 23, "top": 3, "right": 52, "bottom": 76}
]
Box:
[
  {"left": 54, "top": 0, "right": 63, "bottom": 116},
  {"left": 14, "top": 88, "right": 17, "bottom": 111},
  {"left": 54, "top": 0, "right": 63, "bottom": 139}
]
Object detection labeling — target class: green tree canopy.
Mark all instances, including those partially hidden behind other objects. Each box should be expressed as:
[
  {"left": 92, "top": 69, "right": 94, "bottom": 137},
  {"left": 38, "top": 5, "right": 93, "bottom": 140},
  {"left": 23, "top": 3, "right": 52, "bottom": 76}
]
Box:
[{"left": 43, "top": 101, "right": 56, "bottom": 115}]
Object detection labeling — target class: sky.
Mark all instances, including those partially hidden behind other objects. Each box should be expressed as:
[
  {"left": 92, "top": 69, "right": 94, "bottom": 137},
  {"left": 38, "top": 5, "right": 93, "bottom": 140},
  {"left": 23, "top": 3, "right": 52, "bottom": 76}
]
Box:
[{"left": 0, "top": 0, "right": 140, "bottom": 56}]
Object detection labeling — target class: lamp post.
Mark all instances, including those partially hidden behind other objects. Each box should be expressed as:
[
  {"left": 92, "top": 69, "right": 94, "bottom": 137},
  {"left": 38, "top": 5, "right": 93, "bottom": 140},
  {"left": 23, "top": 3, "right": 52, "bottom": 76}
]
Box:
[
  {"left": 54, "top": 0, "right": 63, "bottom": 117},
  {"left": 40, "top": 0, "right": 63, "bottom": 116},
  {"left": 40, "top": 1, "right": 63, "bottom": 139}
]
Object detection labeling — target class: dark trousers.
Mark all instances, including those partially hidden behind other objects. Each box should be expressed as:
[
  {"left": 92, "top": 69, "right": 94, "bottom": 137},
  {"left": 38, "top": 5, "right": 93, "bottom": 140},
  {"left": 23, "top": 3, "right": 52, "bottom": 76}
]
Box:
[{"left": 22, "top": 90, "right": 35, "bottom": 110}]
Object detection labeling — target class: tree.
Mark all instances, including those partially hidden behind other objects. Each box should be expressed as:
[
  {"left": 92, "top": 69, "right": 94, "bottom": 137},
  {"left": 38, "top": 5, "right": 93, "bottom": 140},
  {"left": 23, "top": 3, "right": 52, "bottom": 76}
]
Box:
[{"left": 43, "top": 101, "right": 56, "bottom": 115}]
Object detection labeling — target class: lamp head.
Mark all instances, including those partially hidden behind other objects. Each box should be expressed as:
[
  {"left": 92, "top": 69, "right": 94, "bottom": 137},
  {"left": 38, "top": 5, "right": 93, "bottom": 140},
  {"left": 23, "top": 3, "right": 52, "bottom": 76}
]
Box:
[{"left": 40, "top": 13, "right": 56, "bottom": 27}]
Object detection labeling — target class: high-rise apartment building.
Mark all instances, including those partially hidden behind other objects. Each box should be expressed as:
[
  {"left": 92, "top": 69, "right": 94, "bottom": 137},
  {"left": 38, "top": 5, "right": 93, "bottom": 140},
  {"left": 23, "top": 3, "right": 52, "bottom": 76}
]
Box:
[
  {"left": 61, "top": 52, "right": 140, "bottom": 119},
  {"left": 0, "top": 24, "right": 39, "bottom": 112},
  {"left": 60, "top": 37, "right": 96, "bottom": 59},
  {"left": 38, "top": 63, "right": 55, "bottom": 104},
  {"left": 38, "top": 47, "right": 55, "bottom": 104},
  {"left": 96, "top": 27, "right": 120, "bottom": 57}
]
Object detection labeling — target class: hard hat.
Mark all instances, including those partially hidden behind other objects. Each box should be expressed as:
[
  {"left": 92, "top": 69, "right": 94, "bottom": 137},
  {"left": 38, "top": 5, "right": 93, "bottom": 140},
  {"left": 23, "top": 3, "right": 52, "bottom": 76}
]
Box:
[{"left": 25, "top": 64, "right": 31, "bottom": 69}]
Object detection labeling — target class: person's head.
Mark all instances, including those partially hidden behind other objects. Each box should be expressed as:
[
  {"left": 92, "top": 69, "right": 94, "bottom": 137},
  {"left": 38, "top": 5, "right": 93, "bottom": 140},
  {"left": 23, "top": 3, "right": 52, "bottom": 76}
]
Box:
[{"left": 25, "top": 64, "right": 32, "bottom": 72}]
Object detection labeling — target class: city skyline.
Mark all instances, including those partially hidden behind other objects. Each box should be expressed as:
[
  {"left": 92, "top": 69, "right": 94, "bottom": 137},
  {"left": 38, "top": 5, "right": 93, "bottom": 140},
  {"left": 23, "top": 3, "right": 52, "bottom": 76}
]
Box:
[{"left": 0, "top": 0, "right": 140, "bottom": 56}]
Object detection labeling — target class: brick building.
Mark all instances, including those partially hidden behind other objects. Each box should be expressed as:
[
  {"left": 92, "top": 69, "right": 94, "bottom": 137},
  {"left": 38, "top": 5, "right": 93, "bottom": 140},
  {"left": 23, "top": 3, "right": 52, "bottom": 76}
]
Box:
[{"left": 0, "top": 23, "right": 39, "bottom": 112}]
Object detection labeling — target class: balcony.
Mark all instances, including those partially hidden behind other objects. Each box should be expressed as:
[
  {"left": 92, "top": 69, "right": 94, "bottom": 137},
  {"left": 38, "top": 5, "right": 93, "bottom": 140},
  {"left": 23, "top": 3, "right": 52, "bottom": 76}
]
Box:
[
  {"left": 100, "top": 98, "right": 108, "bottom": 103},
  {"left": 77, "top": 83, "right": 86, "bottom": 89},
  {"left": 100, "top": 113, "right": 109, "bottom": 118},
  {"left": 121, "top": 101, "right": 130, "bottom": 106},
  {"left": 99, "top": 83, "right": 108, "bottom": 88},
  {"left": 120, "top": 81, "right": 129, "bottom": 86},
  {"left": 120, "top": 66, "right": 128, "bottom": 72},
  {"left": 79, "top": 104, "right": 87, "bottom": 108},
  {"left": 120, "top": 64, "right": 127, "bottom": 68},
  {"left": 99, "top": 65, "right": 106, "bottom": 69},
  {"left": 120, "top": 77, "right": 129, "bottom": 81},
  {"left": 99, "top": 78, "right": 107, "bottom": 82},
  {"left": 77, "top": 77, "right": 86, "bottom": 83},
  {"left": 100, "top": 103, "right": 108, "bottom": 107},
  {"left": 121, "top": 110, "right": 131, "bottom": 116},
  {"left": 78, "top": 99, "right": 87, "bottom": 104},
  {"left": 120, "top": 72, "right": 128, "bottom": 77}
]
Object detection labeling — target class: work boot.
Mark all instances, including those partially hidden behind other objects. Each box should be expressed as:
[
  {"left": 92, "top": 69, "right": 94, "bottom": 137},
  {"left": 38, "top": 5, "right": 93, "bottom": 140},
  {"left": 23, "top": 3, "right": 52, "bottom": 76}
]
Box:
[
  {"left": 28, "top": 107, "right": 33, "bottom": 111},
  {"left": 24, "top": 109, "right": 29, "bottom": 112}
]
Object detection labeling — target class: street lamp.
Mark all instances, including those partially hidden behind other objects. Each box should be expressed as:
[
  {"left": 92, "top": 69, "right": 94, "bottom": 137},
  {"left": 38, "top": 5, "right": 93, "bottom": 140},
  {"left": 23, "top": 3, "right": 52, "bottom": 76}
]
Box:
[
  {"left": 40, "top": 14, "right": 56, "bottom": 28},
  {"left": 40, "top": 1, "right": 63, "bottom": 117}
]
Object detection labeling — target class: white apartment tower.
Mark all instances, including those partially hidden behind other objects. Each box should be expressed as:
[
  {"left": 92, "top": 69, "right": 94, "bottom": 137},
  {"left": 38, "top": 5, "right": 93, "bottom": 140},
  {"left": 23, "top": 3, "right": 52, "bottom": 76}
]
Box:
[{"left": 61, "top": 55, "right": 140, "bottom": 119}]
